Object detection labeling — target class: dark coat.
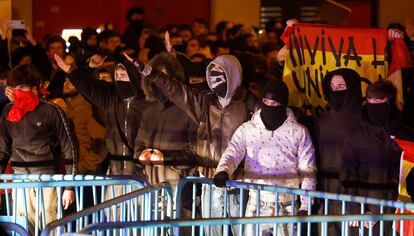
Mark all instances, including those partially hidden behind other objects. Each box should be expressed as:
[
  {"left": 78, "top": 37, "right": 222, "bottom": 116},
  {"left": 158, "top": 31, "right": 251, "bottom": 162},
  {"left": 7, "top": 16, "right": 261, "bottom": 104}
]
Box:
[
  {"left": 66, "top": 60, "right": 151, "bottom": 175},
  {"left": 317, "top": 69, "right": 362, "bottom": 185}
]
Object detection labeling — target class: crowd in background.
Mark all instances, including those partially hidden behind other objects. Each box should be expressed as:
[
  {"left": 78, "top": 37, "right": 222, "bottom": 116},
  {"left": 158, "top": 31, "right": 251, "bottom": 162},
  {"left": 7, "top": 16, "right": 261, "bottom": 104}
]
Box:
[{"left": 1, "top": 6, "right": 414, "bottom": 236}]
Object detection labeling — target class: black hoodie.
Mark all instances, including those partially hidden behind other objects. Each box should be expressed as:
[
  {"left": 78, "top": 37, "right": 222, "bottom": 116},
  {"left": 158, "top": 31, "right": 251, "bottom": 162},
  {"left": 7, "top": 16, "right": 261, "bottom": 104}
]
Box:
[
  {"left": 66, "top": 59, "right": 151, "bottom": 175},
  {"left": 316, "top": 68, "right": 363, "bottom": 181}
]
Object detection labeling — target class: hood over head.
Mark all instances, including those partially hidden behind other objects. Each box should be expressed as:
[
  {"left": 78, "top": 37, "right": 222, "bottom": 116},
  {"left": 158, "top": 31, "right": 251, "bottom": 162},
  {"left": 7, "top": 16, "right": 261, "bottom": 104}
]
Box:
[
  {"left": 206, "top": 55, "right": 242, "bottom": 108},
  {"left": 114, "top": 63, "right": 135, "bottom": 100},
  {"left": 323, "top": 68, "right": 362, "bottom": 112}
]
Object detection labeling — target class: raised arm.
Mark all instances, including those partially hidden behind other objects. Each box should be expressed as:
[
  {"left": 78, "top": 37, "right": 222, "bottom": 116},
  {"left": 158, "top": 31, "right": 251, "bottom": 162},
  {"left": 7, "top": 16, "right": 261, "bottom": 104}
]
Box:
[{"left": 54, "top": 54, "right": 115, "bottom": 111}]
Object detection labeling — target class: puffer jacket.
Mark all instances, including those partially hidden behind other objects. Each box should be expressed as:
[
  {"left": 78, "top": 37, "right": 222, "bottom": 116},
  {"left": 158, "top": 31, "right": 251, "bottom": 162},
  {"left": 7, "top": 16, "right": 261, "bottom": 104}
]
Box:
[
  {"left": 216, "top": 108, "right": 317, "bottom": 205},
  {"left": 66, "top": 60, "right": 151, "bottom": 175},
  {"left": 147, "top": 55, "right": 259, "bottom": 178},
  {"left": 0, "top": 101, "right": 78, "bottom": 174}
]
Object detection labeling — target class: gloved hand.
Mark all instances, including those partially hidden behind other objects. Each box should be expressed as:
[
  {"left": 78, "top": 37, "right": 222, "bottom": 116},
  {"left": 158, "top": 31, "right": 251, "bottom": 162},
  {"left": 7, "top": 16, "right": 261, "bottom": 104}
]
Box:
[{"left": 213, "top": 171, "right": 229, "bottom": 187}]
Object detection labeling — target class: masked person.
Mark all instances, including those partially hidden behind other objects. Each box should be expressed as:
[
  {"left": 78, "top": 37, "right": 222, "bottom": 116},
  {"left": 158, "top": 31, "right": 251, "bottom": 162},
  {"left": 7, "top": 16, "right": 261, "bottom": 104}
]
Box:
[
  {"left": 128, "top": 53, "right": 259, "bottom": 236},
  {"left": 0, "top": 64, "right": 77, "bottom": 234},
  {"left": 54, "top": 53, "right": 150, "bottom": 178},
  {"left": 340, "top": 80, "right": 402, "bottom": 236},
  {"left": 316, "top": 68, "right": 363, "bottom": 234},
  {"left": 215, "top": 79, "right": 317, "bottom": 236}
]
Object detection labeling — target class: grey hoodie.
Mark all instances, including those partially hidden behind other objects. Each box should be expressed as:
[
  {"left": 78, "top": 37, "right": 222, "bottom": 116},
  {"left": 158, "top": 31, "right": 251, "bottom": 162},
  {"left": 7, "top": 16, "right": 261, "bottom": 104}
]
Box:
[{"left": 206, "top": 55, "right": 242, "bottom": 108}]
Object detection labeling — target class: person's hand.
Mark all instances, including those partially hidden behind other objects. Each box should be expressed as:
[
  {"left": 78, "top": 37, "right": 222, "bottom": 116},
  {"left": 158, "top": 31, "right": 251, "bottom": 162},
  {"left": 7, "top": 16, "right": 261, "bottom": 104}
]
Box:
[
  {"left": 138, "top": 148, "right": 152, "bottom": 165},
  {"left": 123, "top": 52, "right": 134, "bottom": 62},
  {"left": 5, "top": 86, "right": 14, "bottom": 102},
  {"left": 363, "top": 211, "right": 378, "bottom": 228},
  {"left": 286, "top": 19, "right": 298, "bottom": 28},
  {"left": 54, "top": 54, "right": 72, "bottom": 73},
  {"left": 277, "top": 45, "right": 288, "bottom": 65},
  {"left": 349, "top": 220, "right": 360, "bottom": 227},
  {"left": 0, "top": 20, "right": 10, "bottom": 40},
  {"left": 213, "top": 171, "right": 229, "bottom": 187},
  {"left": 89, "top": 54, "right": 107, "bottom": 68},
  {"left": 388, "top": 28, "right": 404, "bottom": 40},
  {"left": 150, "top": 149, "right": 164, "bottom": 165},
  {"left": 62, "top": 190, "right": 74, "bottom": 210},
  {"left": 25, "top": 27, "right": 36, "bottom": 46},
  {"left": 123, "top": 52, "right": 146, "bottom": 73},
  {"left": 164, "top": 31, "right": 173, "bottom": 53}
]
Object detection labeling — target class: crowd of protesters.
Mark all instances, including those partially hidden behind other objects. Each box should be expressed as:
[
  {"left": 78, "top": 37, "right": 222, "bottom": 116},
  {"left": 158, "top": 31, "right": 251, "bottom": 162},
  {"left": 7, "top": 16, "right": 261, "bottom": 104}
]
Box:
[{"left": 1, "top": 6, "right": 414, "bottom": 236}]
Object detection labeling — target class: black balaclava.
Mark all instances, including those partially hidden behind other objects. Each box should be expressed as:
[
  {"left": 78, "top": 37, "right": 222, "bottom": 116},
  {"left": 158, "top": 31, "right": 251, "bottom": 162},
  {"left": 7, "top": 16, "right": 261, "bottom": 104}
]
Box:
[
  {"left": 209, "top": 70, "right": 227, "bottom": 98},
  {"left": 329, "top": 90, "right": 346, "bottom": 111},
  {"left": 260, "top": 79, "right": 289, "bottom": 131},
  {"left": 367, "top": 102, "right": 390, "bottom": 127},
  {"left": 116, "top": 81, "right": 134, "bottom": 100},
  {"left": 323, "top": 68, "right": 362, "bottom": 112}
]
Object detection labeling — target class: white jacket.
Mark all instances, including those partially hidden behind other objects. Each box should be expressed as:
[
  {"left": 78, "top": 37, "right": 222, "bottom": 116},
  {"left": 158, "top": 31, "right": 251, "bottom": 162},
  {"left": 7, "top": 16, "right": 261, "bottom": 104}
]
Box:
[{"left": 216, "top": 108, "right": 317, "bottom": 207}]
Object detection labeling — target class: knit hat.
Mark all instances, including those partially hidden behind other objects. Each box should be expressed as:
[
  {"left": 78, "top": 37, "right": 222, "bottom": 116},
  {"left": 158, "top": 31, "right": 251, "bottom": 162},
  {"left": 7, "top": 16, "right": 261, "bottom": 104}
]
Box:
[{"left": 261, "top": 79, "right": 289, "bottom": 107}]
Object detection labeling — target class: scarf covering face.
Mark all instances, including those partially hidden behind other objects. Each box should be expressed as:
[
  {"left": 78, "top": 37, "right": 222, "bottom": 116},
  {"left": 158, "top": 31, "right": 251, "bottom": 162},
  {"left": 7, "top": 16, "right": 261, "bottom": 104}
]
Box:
[
  {"left": 7, "top": 89, "right": 40, "bottom": 123},
  {"left": 116, "top": 81, "right": 134, "bottom": 100},
  {"left": 209, "top": 70, "right": 227, "bottom": 98},
  {"left": 367, "top": 102, "right": 390, "bottom": 127},
  {"left": 329, "top": 90, "right": 346, "bottom": 111}
]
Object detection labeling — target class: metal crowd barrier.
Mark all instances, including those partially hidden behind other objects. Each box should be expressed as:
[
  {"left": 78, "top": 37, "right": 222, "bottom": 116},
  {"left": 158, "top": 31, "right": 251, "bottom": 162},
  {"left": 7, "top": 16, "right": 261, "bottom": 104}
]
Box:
[
  {"left": 0, "top": 221, "right": 30, "bottom": 236},
  {"left": 78, "top": 214, "right": 414, "bottom": 236},
  {"left": 41, "top": 182, "right": 174, "bottom": 236},
  {"left": 38, "top": 177, "right": 414, "bottom": 236},
  {"left": 173, "top": 177, "right": 414, "bottom": 236},
  {"left": 0, "top": 174, "right": 148, "bottom": 236}
]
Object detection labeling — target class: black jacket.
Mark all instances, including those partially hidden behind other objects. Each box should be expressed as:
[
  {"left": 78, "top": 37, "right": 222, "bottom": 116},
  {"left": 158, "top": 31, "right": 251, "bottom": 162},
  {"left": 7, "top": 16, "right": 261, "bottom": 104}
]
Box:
[
  {"left": 0, "top": 101, "right": 78, "bottom": 174},
  {"left": 317, "top": 69, "right": 362, "bottom": 182},
  {"left": 66, "top": 60, "right": 151, "bottom": 175},
  {"left": 134, "top": 100, "right": 197, "bottom": 166},
  {"left": 340, "top": 114, "right": 401, "bottom": 214}
]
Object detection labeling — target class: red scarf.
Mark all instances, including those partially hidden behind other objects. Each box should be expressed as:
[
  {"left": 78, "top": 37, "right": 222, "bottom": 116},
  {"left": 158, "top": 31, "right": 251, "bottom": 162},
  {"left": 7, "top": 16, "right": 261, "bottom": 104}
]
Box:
[{"left": 7, "top": 89, "right": 40, "bottom": 123}]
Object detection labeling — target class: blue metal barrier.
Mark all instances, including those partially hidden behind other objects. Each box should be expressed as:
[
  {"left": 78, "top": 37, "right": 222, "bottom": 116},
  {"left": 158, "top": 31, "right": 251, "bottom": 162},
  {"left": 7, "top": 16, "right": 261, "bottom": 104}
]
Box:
[
  {"left": 0, "top": 174, "right": 148, "bottom": 236},
  {"left": 78, "top": 214, "right": 414, "bottom": 235},
  {"left": 41, "top": 182, "right": 174, "bottom": 236},
  {"left": 174, "top": 177, "right": 414, "bottom": 236},
  {"left": 0, "top": 222, "right": 30, "bottom": 236}
]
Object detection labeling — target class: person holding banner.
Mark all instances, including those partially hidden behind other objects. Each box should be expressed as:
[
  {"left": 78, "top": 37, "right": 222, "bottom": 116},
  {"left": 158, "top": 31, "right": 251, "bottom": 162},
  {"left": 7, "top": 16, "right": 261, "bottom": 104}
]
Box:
[
  {"left": 316, "top": 68, "right": 362, "bottom": 235},
  {"left": 340, "top": 80, "right": 402, "bottom": 235}
]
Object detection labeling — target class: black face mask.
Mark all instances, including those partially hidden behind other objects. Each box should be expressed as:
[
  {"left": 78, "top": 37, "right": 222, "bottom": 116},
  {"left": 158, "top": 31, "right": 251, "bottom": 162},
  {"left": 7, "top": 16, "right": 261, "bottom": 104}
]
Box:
[
  {"left": 329, "top": 90, "right": 346, "bottom": 111},
  {"left": 209, "top": 70, "right": 227, "bottom": 98},
  {"left": 367, "top": 102, "right": 390, "bottom": 127},
  {"left": 130, "top": 19, "right": 144, "bottom": 29},
  {"left": 116, "top": 81, "right": 134, "bottom": 100},
  {"left": 260, "top": 105, "right": 287, "bottom": 131}
]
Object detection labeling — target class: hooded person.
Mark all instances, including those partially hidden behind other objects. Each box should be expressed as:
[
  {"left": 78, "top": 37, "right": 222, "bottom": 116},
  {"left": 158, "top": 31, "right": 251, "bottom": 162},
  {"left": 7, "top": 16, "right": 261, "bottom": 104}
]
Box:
[
  {"left": 134, "top": 53, "right": 197, "bottom": 234},
  {"left": 54, "top": 53, "right": 151, "bottom": 179},
  {"left": 75, "top": 28, "right": 99, "bottom": 72},
  {"left": 316, "top": 68, "right": 363, "bottom": 235},
  {"left": 129, "top": 54, "right": 259, "bottom": 236},
  {"left": 215, "top": 79, "right": 316, "bottom": 236},
  {"left": 122, "top": 7, "right": 145, "bottom": 52}
]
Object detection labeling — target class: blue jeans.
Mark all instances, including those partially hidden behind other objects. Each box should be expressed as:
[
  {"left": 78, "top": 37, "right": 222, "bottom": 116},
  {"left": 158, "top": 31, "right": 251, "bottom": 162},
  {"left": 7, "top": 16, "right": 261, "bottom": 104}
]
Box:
[{"left": 201, "top": 184, "right": 246, "bottom": 236}]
